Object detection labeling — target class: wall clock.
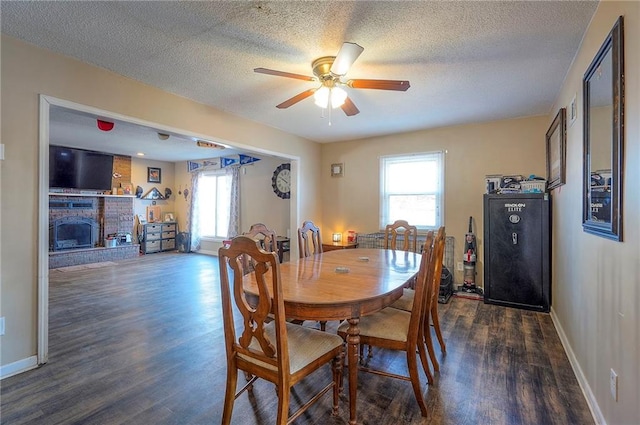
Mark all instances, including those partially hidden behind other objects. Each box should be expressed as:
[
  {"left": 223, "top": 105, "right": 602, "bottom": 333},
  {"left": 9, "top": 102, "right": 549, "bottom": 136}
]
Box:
[{"left": 271, "top": 163, "right": 291, "bottom": 199}]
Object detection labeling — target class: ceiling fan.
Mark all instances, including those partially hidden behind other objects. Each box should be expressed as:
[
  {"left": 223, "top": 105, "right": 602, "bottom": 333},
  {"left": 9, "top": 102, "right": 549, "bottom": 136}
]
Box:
[{"left": 254, "top": 42, "right": 410, "bottom": 117}]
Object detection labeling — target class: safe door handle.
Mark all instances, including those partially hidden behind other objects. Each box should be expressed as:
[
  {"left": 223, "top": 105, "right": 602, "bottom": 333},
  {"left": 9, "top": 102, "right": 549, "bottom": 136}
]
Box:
[{"left": 512, "top": 233, "right": 518, "bottom": 244}]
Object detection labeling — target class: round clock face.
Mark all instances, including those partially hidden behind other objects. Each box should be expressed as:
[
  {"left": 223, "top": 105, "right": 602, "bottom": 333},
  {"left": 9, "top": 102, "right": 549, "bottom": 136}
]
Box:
[{"left": 272, "top": 163, "right": 291, "bottom": 199}]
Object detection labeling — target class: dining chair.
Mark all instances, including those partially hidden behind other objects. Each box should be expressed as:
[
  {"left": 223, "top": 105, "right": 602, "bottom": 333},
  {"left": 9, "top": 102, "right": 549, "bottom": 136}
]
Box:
[
  {"left": 336, "top": 240, "right": 436, "bottom": 417},
  {"left": 384, "top": 220, "right": 419, "bottom": 252},
  {"left": 298, "top": 220, "right": 323, "bottom": 258},
  {"left": 297, "top": 220, "right": 328, "bottom": 330},
  {"left": 243, "top": 222, "right": 279, "bottom": 254},
  {"left": 242, "top": 223, "right": 279, "bottom": 271},
  {"left": 218, "top": 236, "right": 344, "bottom": 425},
  {"left": 390, "top": 227, "right": 446, "bottom": 372},
  {"left": 384, "top": 220, "right": 419, "bottom": 291}
]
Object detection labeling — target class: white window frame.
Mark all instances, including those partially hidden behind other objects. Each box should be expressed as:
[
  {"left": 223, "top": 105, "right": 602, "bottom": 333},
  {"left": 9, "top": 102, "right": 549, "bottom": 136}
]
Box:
[
  {"left": 198, "top": 171, "right": 232, "bottom": 240},
  {"left": 379, "top": 151, "right": 444, "bottom": 230}
]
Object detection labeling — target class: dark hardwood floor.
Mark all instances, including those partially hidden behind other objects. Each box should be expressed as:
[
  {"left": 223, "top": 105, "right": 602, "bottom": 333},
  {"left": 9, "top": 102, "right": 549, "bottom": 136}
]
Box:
[{"left": 0, "top": 252, "right": 593, "bottom": 424}]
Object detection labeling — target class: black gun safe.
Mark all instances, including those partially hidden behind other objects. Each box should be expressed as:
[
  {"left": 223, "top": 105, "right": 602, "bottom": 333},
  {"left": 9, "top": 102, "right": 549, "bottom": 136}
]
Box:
[{"left": 483, "top": 193, "right": 550, "bottom": 312}]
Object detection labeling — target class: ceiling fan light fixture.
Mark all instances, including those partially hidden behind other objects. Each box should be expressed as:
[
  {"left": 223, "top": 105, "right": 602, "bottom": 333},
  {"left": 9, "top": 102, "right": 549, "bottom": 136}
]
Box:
[
  {"left": 314, "top": 86, "right": 330, "bottom": 108},
  {"left": 331, "top": 86, "right": 347, "bottom": 108},
  {"left": 313, "top": 86, "right": 347, "bottom": 109}
]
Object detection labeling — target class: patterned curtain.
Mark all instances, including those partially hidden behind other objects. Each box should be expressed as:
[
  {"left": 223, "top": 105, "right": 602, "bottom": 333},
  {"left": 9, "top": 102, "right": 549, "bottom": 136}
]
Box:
[
  {"left": 187, "top": 171, "right": 201, "bottom": 252},
  {"left": 226, "top": 165, "right": 241, "bottom": 238}
]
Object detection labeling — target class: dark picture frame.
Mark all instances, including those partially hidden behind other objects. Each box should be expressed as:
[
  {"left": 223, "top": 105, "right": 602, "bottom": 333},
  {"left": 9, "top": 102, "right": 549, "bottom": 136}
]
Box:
[
  {"left": 546, "top": 108, "right": 566, "bottom": 190},
  {"left": 582, "top": 16, "right": 624, "bottom": 241},
  {"left": 147, "top": 167, "right": 161, "bottom": 183}
]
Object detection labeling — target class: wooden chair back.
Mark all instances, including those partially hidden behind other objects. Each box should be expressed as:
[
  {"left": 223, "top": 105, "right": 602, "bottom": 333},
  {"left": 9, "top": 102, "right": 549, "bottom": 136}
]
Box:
[
  {"left": 409, "top": 232, "right": 436, "bottom": 344},
  {"left": 430, "top": 227, "right": 446, "bottom": 307},
  {"left": 218, "top": 235, "right": 343, "bottom": 424},
  {"left": 427, "top": 226, "right": 447, "bottom": 359},
  {"left": 243, "top": 223, "right": 278, "bottom": 254},
  {"left": 384, "top": 220, "right": 418, "bottom": 252},
  {"left": 242, "top": 223, "right": 279, "bottom": 272},
  {"left": 218, "top": 236, "right": 287, "bottom": 376},
  {"left": 297, "top": 220, "right": 323, "bottom": 258}
]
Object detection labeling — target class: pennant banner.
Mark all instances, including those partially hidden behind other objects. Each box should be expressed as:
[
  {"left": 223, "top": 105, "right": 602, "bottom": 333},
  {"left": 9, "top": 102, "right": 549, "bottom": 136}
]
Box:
[
  {"left": 187, "top": 159, "right": 221, "bottom": 172},
  {"left": 189, "top": 155, "right": 260, "bottom": 171},
  {"left": 239, "top": 154, "right": 261, "bottom": 165}
]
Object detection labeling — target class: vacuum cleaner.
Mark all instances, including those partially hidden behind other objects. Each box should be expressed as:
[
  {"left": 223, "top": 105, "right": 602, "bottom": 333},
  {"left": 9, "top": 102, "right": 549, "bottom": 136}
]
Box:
[{"left": 459, "top": 216, "right": 483, "bottom": 296}]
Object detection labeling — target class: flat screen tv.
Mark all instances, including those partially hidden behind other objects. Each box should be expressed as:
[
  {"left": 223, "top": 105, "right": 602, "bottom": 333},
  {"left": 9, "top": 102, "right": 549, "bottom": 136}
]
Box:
[{"left": 49, "top": 145, "right": 114, "bottom": 191}]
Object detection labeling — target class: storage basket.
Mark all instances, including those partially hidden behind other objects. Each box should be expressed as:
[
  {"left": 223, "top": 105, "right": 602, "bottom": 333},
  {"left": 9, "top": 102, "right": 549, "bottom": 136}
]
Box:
[{"left": 520, "top": 180, "right": 547, "bottom": 193}]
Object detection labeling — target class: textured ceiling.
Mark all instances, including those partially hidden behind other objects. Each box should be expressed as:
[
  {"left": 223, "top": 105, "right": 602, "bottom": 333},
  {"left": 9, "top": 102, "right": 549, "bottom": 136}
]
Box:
[{"left": 1, "top": 1, "right": 598, "bottom": 152}]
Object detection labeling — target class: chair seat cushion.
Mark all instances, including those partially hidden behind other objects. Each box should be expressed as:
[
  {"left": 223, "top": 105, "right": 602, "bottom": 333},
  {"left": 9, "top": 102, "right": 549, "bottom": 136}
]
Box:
[
  {"left": 241, "top": 321, "right": 343, "bottom": 374},
  {"left": 337, "top": 307, "right": 411, "bottom": 343},
  {"left": 390, "top": 288, "right": 415, "bottom": 312}
]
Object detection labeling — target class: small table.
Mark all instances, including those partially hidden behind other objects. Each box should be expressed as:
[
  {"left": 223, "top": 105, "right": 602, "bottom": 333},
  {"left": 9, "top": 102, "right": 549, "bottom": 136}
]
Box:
[
  {"left": 322, "top": 241, "right": 359, "bottom": 252},
  {"left": 276, "top": 236, "right": 290, "bottom": 263}
]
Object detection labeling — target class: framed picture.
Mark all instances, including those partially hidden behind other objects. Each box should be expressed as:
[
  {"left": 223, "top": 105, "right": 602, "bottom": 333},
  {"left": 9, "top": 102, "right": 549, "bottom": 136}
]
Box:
[
  {"left": 331, "top": 163, "right": 344, "bottom": 177},
  {"left": 120, "top": 182, "right": 133, "bottom": 195},
  {"left": 546, "top": 108, "right": 566, "bottom": 190},
  {"left": 146, "top": 205, "right": 161, "bottom": 223},
  {"left": 163, "top": 212, "right": 175, "bottom": 222},
  {"left": 147, "top": 167, "right": 161, "bottom": 183}
]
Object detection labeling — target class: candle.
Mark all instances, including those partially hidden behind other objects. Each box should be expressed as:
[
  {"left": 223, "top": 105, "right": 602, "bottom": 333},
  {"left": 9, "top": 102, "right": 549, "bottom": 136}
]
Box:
[{"left": 332, "top": 233, "right": 342, "bottom": 243}]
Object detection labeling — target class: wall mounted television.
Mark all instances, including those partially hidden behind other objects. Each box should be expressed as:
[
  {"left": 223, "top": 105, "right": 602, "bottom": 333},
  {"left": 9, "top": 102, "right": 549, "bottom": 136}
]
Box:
[{"left": 49, "top": 145, "right": 114, "bottom": 191}]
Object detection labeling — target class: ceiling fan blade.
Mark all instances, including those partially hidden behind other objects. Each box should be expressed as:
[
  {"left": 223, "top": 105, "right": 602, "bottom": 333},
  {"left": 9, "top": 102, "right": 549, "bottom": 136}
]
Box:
[
  {"left": 341, "top": 97, "right": 360, "bottom": 116},
  {"left": 347, "top": 79, "right": 411, "bottom": 91},
  {"left": 254, "top": 67, "right": 315, "bottom": 81},
  {"left": 276, "top": 89, "right": 316, "bottom": 109},
  {"left": 330, "top": 42, "right": 364, "bottom": 76}
]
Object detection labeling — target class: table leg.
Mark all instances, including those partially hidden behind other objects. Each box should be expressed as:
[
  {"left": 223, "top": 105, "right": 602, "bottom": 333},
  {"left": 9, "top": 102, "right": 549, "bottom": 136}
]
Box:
[{"left": 346, "top": 317, "right": 360, "bottom": 425}]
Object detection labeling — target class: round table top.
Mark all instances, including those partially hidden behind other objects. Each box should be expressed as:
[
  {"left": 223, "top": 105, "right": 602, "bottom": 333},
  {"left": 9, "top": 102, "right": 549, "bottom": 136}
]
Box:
[{"left": 244, "top": 248, "right": 421, "bottom": 320}]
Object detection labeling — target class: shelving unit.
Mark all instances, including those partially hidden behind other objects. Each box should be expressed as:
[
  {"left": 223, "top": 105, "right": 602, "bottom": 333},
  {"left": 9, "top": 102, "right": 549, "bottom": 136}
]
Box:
[{"left": 142, "top": 222, "right": 177, "bottom": 254}]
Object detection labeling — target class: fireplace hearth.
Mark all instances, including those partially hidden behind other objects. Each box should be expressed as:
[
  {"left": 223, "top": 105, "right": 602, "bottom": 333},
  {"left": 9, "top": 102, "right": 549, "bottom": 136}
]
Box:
[{"left": 50, "top": 216, "right": 98, "bottom": 251}]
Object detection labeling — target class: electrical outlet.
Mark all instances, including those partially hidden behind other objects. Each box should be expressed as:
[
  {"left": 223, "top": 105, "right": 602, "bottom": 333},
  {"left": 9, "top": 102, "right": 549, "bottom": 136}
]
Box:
[
  {"left": 610, "top": 369, "right": 618, "bottom": 401},
  {"left": 457, "top": 262, "right": 463, "bottom": 271},
  {"left": 0, "top": 317, "right": 5, "bottom": 336}
]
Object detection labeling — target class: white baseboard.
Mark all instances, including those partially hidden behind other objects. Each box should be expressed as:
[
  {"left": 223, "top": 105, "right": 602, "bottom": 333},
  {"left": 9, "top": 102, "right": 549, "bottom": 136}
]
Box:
[
  {"left": 550, "top": 307, "right": 605, "bottom": 425},
  {"left": 197, "top": 249, "right": 217, "bottom": 256},
  {"left": 0, "top": 355, "right": 38, "bottom": 380}
]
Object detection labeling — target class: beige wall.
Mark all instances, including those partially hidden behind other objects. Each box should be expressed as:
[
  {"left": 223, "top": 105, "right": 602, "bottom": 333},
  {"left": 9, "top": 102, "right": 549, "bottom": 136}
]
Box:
[
  {"left": 320, "top": 116, "right": 548, "bottom": 285},
  {"left": 0, "top": 36, "right": 321, "bottom": 369},
  {"left": 547, "top": 2, "right": 640, "bottom": 424},
  {"left": 3, "top": 5, "right": 639, "bottom": 422},
  {"left": 131, "top": 157, "right": 177, "bottom": 223},
  {"left": 173, "top": 156, "right": 291, "bottom": 254}
]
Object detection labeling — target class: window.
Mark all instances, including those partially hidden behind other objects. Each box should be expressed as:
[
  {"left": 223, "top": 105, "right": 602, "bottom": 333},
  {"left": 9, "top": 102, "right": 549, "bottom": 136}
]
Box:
[
  {"left": 380, "top": 152, "right": 444, "bottom": 230},
  {"left": 198, "top": 172, "right": 232, "bottom": 238}
]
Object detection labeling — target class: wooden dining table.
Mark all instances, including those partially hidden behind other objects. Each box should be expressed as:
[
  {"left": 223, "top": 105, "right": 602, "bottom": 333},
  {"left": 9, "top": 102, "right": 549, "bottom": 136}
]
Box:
[{"left": 243, "top": 248, "right": 421, "bottom": 424}]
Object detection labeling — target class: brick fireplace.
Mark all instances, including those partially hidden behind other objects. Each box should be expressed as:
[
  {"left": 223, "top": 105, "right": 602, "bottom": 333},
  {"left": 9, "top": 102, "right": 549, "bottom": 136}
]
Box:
[
  {"left": 50, "top": 216, "right": 98, "bottom": 251},
  {"left": 48, "top": 195, "right": 139, "bottom": 268}
]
